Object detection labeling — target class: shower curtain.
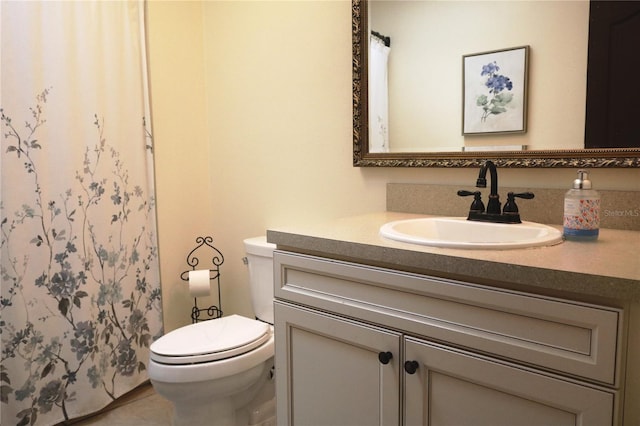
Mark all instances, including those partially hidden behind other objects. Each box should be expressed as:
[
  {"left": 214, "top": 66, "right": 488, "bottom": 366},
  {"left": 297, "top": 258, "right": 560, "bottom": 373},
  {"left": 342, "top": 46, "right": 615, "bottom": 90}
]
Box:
[
  {"left": 368, "top": 35, "right": 391, "bottom": 153},
  {"left": 1, "top": 1, "right": 163, "bottom": 425}
]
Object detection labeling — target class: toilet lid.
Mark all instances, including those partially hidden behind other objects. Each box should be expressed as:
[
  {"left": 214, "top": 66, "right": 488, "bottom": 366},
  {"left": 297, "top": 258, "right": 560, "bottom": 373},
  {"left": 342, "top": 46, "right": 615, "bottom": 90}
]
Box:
[{"left": 150, "top": 315, "right": 271, "bottom": 365}]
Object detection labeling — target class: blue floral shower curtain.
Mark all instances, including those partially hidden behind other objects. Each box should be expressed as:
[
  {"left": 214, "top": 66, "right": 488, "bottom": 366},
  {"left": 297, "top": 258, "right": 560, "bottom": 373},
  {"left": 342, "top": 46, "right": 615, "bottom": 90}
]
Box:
[{"left": 1, "top": 1, "right": 163, "bottom": 425}]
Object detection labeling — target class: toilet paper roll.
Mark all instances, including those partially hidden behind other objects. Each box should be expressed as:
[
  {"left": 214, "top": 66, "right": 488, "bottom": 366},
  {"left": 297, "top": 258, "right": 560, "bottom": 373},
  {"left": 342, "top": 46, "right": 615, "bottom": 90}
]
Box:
[{"left": 188, "top": 269, "right": 211, "bottom": 297}]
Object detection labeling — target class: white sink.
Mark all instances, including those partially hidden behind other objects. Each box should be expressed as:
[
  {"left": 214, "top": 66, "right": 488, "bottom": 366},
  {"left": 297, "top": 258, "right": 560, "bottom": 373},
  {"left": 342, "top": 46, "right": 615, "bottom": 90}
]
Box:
[{"left": 380, "top": 217, "right": 563, "bottom": 249}]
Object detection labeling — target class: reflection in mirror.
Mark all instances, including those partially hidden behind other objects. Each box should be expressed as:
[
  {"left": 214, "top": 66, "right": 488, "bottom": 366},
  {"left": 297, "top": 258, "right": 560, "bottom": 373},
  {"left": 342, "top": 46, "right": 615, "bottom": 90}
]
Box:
[
  {"left": 352, "top": 0, "right": 640, "bottom": 167},
  {"left": 585, "top": 1, "right": 640, "bottom": 149}
]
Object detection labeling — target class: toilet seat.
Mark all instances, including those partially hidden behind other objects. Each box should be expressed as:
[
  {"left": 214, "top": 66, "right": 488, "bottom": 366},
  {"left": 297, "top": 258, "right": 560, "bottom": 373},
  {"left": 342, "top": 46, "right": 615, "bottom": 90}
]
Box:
[{"left": 150, "top": 315, "right": 271, "bottom": 365}]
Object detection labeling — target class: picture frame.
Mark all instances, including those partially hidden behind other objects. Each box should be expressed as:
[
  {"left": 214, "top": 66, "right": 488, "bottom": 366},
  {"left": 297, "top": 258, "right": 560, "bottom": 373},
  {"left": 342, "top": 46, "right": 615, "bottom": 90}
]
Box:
[{"left": 462, "top": 46, "right": 529, "bottom": 136}]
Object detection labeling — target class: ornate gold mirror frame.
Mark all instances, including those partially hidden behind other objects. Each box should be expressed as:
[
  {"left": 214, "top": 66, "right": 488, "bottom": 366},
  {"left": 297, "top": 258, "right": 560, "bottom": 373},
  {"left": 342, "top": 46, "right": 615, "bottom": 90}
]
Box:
[{"left": 352, "top": 0, "right": 640, "bottom": 168}]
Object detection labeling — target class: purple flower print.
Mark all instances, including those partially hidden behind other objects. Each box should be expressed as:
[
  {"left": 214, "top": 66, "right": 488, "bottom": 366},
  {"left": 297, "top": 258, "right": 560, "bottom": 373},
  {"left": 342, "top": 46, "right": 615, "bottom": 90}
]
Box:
[{"left": 477, "top": 61, "right": 514, "bottom": 122}]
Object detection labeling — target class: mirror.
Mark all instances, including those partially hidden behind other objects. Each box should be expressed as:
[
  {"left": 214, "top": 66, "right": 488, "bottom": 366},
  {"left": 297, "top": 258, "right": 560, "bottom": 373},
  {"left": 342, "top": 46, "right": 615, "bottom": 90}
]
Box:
[{"left": 352, "top": 0, "right": 640, "bottom": 167}]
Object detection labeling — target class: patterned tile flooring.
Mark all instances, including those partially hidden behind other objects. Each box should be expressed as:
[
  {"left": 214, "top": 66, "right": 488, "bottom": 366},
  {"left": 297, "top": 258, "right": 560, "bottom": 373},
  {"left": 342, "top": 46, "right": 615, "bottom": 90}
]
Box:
[{"left": 58, "top": 383, "right": 173, "bottom": 426}]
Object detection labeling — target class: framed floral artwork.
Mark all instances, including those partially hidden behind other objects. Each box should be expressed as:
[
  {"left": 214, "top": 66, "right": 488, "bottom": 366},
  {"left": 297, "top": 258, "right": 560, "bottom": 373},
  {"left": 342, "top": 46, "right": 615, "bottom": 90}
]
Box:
[{"left": 463, "top": 46, "right": 529, "bottom": 135}]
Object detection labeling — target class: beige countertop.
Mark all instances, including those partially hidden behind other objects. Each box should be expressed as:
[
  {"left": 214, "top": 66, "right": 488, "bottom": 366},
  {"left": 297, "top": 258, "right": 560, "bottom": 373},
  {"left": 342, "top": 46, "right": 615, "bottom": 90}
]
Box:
[{"left": 267, "top": 212, "right": 640, "bottom": 303}]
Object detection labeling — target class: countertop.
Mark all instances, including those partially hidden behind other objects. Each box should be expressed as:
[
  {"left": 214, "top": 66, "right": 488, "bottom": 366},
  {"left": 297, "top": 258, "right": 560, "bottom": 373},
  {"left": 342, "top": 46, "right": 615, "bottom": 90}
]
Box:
[{"left": 267, "top": 212, "right": 640, "bottom": 303}]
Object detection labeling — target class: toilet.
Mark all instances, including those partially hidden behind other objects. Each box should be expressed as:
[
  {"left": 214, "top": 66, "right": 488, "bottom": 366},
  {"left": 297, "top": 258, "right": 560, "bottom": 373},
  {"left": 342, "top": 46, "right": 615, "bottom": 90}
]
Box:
[{"left": 149, "top": 237, "right": 276, "bottom": 426}]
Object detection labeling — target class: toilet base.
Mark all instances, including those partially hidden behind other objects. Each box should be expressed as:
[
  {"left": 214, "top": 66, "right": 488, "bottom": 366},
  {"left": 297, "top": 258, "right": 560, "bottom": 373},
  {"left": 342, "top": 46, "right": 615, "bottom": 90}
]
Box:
[
  {"left": 241, "top": 365, "right": 275, "bottom": 426},
  {"left": 153, "top": 359, "right": 275, "bottom": 426},
  {"left": 246, "top": 397, "right": 276, "bottom": 426},
  {"left": 173, "top": 397, "right": 235, "bottom": 426}
]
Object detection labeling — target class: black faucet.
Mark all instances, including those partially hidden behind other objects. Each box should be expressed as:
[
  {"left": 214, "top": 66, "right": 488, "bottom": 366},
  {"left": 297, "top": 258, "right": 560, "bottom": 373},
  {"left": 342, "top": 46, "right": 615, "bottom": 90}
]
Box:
[
  {"left": 457, "top": 160, "right": 534, "bottom": 224},
  {"left": 477, "top": 160, "right": 501, "bottom": 214}
]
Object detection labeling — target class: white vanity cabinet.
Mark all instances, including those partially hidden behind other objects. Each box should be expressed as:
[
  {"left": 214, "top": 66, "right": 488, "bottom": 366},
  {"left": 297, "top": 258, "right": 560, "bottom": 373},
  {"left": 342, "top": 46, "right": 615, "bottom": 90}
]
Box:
[
  {"left": 273, "top": 251, "right": 623, "bottom": 426},
  {"left": 404, "top": 338, "right": 614, "bottom": 426},
  {"left": 274, "top": 302, "right": 401, "bottom": 425}
]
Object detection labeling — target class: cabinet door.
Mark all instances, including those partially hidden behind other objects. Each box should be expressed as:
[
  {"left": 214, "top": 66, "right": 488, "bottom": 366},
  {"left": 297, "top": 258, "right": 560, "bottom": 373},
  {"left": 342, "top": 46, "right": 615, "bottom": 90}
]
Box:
[
  {"left": 404, "top": 337, "right": 615, "bottom": 426},
  {"left": 275, "top": 301, "right": 401, "bottom": 426}
]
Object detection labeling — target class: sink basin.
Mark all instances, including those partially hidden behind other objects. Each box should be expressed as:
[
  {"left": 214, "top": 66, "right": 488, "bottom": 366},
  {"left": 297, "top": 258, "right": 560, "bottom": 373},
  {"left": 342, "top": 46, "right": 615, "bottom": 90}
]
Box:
[{"left": 380, "top": 217, "right": 563, "bottom": 249}]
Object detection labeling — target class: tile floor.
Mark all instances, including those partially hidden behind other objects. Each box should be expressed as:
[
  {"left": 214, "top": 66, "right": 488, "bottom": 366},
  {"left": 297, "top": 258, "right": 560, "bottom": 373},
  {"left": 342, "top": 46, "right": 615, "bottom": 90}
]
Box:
[{"left": 57, "top": 382, "right": 173, "bottom": 426}]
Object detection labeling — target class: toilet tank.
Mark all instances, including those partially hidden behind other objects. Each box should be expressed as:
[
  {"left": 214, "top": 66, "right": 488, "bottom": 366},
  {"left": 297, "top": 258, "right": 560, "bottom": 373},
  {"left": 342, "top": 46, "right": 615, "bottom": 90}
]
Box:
[{"left": 243, "top": 236, "right": 276, "bottom": 324}]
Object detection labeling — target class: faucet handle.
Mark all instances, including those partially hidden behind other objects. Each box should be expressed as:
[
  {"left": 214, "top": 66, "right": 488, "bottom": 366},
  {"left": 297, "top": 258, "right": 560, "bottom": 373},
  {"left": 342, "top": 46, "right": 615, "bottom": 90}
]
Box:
[
  {"left": 503, "top": 192, "right": 535, "bottom": 214},
  {"left": 457, "top": 190, "right": 485, "bottom": 213},
  {"left": 513, "top": 191, "right": 535, "bottom": 199}
]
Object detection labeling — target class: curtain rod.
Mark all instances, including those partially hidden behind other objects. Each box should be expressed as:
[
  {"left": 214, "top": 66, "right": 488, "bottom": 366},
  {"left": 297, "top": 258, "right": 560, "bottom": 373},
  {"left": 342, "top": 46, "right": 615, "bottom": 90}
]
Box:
[{"left": 371, "top": 30, "right": 390, "bottom": 47}]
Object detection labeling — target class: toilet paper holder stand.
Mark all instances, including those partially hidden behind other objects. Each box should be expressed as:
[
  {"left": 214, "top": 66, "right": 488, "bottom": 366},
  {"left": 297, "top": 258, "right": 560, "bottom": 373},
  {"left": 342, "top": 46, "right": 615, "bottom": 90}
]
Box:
[{"left": 180, "top": 236, "right": 224, "bottom": 323}]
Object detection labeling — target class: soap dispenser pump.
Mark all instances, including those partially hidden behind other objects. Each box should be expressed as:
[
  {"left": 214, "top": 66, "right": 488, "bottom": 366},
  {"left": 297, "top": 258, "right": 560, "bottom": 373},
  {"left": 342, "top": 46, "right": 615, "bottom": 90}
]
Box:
[{"left": 563, "top": 170, "right": 600, "bottom": 241}]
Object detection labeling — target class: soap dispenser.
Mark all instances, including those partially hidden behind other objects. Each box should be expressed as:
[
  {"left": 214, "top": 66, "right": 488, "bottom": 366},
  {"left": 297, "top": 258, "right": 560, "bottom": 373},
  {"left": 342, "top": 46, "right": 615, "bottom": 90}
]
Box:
[{"left": 563, "top": 170, "right": 600, "bottom": 241}]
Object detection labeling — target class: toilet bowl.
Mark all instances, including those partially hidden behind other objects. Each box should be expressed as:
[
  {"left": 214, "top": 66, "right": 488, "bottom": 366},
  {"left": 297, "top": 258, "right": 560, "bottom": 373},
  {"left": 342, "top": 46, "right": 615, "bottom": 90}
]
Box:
[{"left": 149, "top": 237, "right": 276, "bottom": 426}]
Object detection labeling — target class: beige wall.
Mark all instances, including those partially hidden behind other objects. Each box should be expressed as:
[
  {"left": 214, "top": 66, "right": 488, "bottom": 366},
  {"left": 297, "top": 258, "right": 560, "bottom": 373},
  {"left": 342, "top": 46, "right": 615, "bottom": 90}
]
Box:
[
  {"left": 147, "top": 0, "right": 640, "bottom": 333},
  {"left": 147, "top": 0, "right": 213, "bottom": 330}
]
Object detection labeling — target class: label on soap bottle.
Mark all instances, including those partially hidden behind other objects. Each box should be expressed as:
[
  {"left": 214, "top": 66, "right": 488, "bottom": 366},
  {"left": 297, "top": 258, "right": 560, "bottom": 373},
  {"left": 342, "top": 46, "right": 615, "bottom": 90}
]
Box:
[{"left": 563, "top": 198, "right": 600, "bottom": 237}]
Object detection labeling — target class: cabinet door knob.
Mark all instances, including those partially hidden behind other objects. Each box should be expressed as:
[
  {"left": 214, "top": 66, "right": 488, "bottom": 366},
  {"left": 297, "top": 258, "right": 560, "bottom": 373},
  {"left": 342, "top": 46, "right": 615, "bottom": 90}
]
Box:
[
  {"left": 404, "top": 360, "right": 419, "bottom": 374},
  {"left": 378, "top": 351, "right": 393, "bottom": 365}
]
